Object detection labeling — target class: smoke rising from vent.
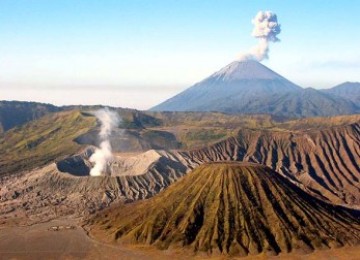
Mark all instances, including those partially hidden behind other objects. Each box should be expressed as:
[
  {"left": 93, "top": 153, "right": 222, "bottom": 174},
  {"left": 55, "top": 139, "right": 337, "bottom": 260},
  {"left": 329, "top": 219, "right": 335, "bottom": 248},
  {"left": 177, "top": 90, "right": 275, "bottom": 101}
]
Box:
[
  {"left": 89, "top": 108, "right": 120, "bottom": 176},
  {"left": 239, "top": 11, "right": 281, "bottom": 62}
]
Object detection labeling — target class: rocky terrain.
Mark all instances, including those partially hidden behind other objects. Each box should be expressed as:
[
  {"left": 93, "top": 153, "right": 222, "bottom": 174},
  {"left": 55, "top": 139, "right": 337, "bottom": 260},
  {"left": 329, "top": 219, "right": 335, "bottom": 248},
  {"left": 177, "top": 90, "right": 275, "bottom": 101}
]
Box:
[{"left": 0, "top": 150, "right": 190, "bottom": 225}]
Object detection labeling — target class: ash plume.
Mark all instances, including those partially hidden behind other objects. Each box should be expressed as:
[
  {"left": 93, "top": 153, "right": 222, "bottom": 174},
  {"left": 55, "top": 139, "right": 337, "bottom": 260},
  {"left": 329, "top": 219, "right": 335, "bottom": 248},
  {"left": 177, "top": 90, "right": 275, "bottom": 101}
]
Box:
[
  {"left": 89, "top": 108, "right": 120, "bottom": 176},
  {"left": 239, "top": 11, "right": 281, "bottom": 61}
]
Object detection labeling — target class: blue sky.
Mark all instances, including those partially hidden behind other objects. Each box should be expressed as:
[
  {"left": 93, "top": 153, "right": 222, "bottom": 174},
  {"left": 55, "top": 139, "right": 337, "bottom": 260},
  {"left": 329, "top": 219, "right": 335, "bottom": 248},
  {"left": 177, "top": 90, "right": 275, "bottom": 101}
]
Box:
[{"left": 0, "top": 0, "right": 359, "bottom": 109}]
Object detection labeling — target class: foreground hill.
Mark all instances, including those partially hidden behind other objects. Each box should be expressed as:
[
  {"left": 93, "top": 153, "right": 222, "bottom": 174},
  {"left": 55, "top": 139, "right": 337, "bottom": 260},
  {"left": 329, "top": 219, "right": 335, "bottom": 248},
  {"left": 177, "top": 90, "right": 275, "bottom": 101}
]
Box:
[
  {"left": 151, "top": 60, "right": 359, "bottom": 117},
  {"left": 90, "top": 163, "right": 360, "bottom": 256}
]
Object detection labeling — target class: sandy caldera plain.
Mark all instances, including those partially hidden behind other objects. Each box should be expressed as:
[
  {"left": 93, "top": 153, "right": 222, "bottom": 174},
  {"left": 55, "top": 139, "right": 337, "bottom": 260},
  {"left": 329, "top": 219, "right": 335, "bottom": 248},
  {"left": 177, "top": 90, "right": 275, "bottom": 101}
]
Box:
[{"left": 0, "top": 217, "right": 360, "bottom": 260}]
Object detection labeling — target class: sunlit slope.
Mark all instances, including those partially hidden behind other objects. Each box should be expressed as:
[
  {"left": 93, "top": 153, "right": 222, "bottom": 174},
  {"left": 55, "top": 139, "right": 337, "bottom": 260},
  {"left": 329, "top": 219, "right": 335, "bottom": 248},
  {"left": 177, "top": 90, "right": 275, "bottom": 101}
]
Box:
[
  {"left": 90, "top": 163, "right": 360, "bottom": 256},
  {"left": 277, "top": 114, "right": 360, "bottom": 130},
  {"left": 323, "top": 82, "right": 360, "bottom": 104},
  {"left": 0, "top": 110, "right": 96, "bottom": 176}
]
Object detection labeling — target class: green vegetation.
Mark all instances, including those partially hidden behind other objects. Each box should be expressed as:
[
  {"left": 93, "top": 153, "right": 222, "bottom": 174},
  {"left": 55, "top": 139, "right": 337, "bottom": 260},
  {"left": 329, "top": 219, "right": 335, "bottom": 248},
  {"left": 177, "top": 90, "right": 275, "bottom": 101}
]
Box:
[
  {"left": 180, "top": 128, "right": 228, "bottom": 148},
  {"left": 145, "top": 112, "right": 279, "bottom": 149},
  {"left": 0, "top": 110, "right": 95, "bottom": 176},
  {"left": 146, "top": 111, "right": 277, "bottom": 128},
  {"left": 185, "top": 128, "right": 226, "bottom": 141},
  {"left": 141, "top": 130, "right": 181, "bottom": 149},
  {"left": 278, "top": 114, "right": 360, "bottom": 131}
]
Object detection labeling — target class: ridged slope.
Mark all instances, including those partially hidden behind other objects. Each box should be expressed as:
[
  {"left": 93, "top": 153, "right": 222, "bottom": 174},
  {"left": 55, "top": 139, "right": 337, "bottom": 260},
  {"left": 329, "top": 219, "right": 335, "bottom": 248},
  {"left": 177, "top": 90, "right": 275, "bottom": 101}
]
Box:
[
  {"left": 90, "top": 163, "right": 360, "bottom": 256},
  {"left": 186, "top": 122, "right": 360, "bottom": 207},
  {"left": 323, "top": 82, "right": 360, "bottom": 105},
  {"left": 241, "top": 87, "right": 359, "bottom": 117}
]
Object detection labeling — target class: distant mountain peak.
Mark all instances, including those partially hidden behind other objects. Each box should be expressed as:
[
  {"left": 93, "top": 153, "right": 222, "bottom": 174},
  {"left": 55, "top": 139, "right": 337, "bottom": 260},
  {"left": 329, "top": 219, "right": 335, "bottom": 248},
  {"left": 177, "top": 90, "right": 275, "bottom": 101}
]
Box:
[
  {"left": 331, "top": 81, "right": 360, "bottom": 90},
  {"left": 322, "top": 81, "right": 360, "bottom": 105},
  {"left": 212, "top": 60, "right": 285, "bottom": 81},
  {"left": 151, "top": 60, "right": 302, "bottom": 113},
  {"left": 150, "top": 60, "right": 359, "bottom": 117}
]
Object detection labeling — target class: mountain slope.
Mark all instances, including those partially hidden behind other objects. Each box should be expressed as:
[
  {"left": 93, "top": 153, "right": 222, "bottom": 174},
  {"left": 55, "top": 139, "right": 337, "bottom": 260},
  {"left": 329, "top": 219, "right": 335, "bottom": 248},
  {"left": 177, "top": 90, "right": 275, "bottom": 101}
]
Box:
[
  {"left": 0, "top": 110, "right": 95, "bottom": 176},
  {"left": 323, "top": 82, "right": 360, "bottom": 105},
  {"left": 250, "top": 87, "right": 359, "bottom": 117},
  {"left": 151, "top": 61, "right": 359, "bottom": 117},
  {"left": 90, "top": 163, "right": 360, "bottom": 256},
  {"left": 151, "top": 60, "right": 301, "bottom": 112}
]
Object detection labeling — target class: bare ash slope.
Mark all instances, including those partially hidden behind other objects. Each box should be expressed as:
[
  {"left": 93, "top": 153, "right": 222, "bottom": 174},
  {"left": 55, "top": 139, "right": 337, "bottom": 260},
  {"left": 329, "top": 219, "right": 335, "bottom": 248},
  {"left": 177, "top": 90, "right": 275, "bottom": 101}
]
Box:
[
  {"left": 185, "top": 120, "right": 360, "bottom": 207},
  {"left": 89, "top": 163, "right": 360, "bottom": 257}
]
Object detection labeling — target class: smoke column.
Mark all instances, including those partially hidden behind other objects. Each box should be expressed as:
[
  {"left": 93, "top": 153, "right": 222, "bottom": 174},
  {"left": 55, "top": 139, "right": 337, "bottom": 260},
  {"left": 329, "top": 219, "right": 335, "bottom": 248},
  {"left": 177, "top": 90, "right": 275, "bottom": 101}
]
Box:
[
  {"left": 89, "top": 108, "right": 120, "bottom": 176},
  {"left": 239, "top": 11, "right": 281, "bottom": 61}
]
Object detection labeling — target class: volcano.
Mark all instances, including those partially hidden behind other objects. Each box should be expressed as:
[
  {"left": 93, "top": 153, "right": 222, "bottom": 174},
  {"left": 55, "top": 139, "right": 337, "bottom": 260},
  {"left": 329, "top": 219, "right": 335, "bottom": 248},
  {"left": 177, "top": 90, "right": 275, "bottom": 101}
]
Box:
[
  {"left": 151, "top": 60, "right": 359, "bottom": 117},
  {"left": 89, "top": 162, "right": 360, "bottom": 256},
  {"left": 151, "top": 60, "right": 300, "bottom": 112}
]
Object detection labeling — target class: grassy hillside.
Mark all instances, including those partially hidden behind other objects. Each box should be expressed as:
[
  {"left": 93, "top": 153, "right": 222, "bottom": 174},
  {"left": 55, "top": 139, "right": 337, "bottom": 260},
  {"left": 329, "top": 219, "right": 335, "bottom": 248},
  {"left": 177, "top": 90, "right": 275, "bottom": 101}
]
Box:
[
  {"left": 277, "top": 114, "right": 360, "bottom": 131},
  {"left": 146, "top": 112, "right": 279, "bottom": 148},
  {"left": 146, "top": 112, "right": 360, "bottom": 148},
  {"left": 146, "top": 111, "right": 277, "bottom": 128},
  {"left": 0, "top": 110, "right": 95, "bottom": 176}
]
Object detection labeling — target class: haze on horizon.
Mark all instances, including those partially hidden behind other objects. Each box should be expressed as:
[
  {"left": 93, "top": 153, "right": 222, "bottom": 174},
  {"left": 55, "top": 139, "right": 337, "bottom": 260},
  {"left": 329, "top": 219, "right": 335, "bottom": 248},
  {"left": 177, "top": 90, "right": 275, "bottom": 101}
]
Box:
[{"left": 0, "top": 0, "right": 359, "bottom": 109}]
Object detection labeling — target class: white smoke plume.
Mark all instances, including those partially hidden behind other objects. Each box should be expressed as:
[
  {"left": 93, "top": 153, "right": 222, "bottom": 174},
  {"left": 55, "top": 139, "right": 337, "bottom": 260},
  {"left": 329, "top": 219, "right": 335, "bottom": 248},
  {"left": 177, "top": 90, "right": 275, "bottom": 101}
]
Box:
[
  {"left": 89, "top": 108, "right": 120, "bottom": 176},
  {"left": 239, "top": 11, "right": 281, "bottom": 61}
]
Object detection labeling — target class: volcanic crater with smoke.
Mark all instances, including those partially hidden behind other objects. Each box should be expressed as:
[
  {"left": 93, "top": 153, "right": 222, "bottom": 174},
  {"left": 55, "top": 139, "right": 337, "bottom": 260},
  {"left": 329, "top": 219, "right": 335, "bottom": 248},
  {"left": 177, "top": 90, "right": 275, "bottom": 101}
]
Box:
[
  {"left": 240, "top": 11, "right": 281, "bottom": 61},
  {"left": 89, "top": 108, "right": 120, "bottom": 176}
]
